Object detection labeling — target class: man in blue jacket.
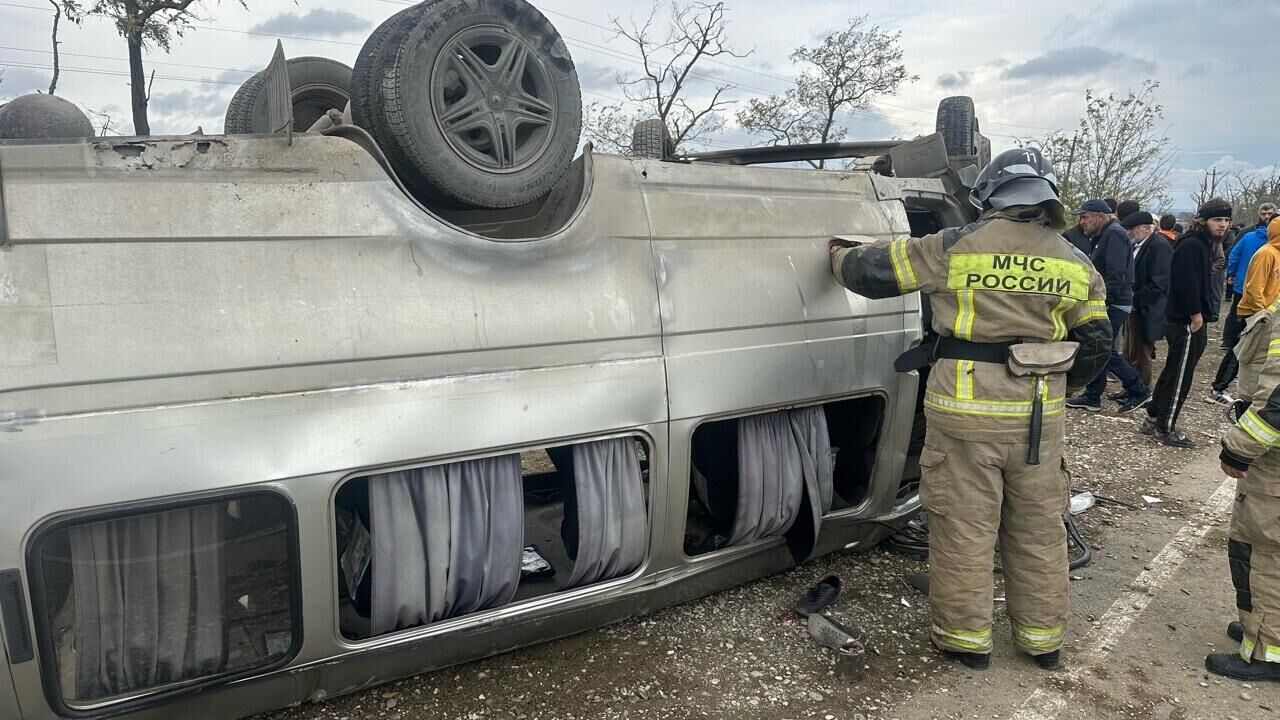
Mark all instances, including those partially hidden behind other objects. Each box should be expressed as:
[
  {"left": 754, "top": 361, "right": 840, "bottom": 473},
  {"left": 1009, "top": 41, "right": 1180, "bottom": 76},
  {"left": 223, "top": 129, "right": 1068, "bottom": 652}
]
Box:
[
  {"left": 1211, "top": 203, "right": 1280, "bottom": 403},
  {"left": 1068, "top": 199, "right": 1151, "bottom": 411}
]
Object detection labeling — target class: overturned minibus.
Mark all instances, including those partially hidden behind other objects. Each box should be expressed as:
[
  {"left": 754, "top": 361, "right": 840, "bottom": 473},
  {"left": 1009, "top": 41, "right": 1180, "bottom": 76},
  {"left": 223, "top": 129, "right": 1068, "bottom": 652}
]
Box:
[{"left": 0, "top": 3, "right": 986, "bottom": 717}]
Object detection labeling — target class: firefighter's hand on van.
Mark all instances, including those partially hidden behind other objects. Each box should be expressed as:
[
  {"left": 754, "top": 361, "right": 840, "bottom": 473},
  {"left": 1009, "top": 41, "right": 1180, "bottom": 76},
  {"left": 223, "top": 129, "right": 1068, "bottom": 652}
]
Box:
[
  {"left": 828, "top": 237, "right": 856, "bottom": 256},
  {"left": 1222, "top": 462, "right": 1247, "bottom": 480},
  {"left": 1190, "top": 313, "right": 1204, "bottom": 333}
]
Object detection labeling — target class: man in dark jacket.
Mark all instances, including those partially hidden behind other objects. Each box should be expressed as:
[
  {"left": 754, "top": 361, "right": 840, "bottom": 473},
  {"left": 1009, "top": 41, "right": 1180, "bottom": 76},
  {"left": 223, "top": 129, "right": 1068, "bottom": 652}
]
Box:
[
  {"left": 1211, "top": 202, "right": 1279, "bottom": 401},
  {"left": 1122, "top": 212, "right": 1172, "bottom": 389},
  {"left": 1063, "top": 219, "right": 1093, "bottom": 256},
  {"left": 1143, "top": 199, "right": 1233, "bottom": 448},
  {"left": 1068, "top": 199, "right": 1149, "bottom": 411}
]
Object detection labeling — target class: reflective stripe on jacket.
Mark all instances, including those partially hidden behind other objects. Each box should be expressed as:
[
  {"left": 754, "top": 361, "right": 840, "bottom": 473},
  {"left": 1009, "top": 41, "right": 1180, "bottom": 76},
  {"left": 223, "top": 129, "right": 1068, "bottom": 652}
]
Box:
[
  {"left": 1223, "top": 299, "right": 1280, "bottom": 474},
  {"left": 831, "top": 207, "right": 1112, "bottom": 442}
]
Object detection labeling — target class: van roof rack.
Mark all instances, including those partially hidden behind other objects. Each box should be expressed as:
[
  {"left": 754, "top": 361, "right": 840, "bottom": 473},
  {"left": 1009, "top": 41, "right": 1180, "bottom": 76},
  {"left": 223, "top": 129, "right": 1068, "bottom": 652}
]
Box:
[{"left": 679, "top": 140, "right": 906, "bottom": 166}]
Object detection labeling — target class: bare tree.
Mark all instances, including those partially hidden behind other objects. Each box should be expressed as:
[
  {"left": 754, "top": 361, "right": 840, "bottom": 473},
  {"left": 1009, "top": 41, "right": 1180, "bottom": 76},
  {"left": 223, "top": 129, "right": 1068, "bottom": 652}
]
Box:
[
  {"left": 586, "top": 1, "right": 749, "bottom": 154},
  {"left": 582, "top": 101, "right": 640, "bottom": 154},
  {"left": 82, "top": 104, "right": 119, "bottom": 136},
  {"left": 737, "top": 16, "right": 915, "bottom": 168},
  {"left": 62, "top": 0, "right": 246, "bottom": 135},
  {"left": 1190, "top": 166, "right": 1228, "bottom": 211},
  {"left": 1024, "top": 80, "right": 1175, "bottom": 212},
  {"left": 48, "top": 0, "right": 62, "bottom": 95},
  {"left": 1190, "top": 166, "right": 1280, "bottom": 223}
]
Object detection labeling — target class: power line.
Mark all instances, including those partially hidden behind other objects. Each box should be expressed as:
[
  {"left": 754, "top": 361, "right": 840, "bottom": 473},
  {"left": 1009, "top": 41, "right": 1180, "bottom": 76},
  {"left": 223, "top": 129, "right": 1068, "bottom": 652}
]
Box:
[
  {"left": 0, "top": 0, "right": 1035, "bottom": 139},
  {"left": 0, "top": 44, "right": 256, "bottom": 75},
  {"left": 0, "top": 59, "right": 242, "bottom": 86}
]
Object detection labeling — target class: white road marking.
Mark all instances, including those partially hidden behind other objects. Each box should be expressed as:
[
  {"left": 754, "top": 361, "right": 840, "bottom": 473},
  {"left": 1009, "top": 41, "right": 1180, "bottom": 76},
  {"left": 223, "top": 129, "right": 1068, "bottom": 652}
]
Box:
[{"left": 1011, "top": 476, "right": 1238, "bottom": 720}]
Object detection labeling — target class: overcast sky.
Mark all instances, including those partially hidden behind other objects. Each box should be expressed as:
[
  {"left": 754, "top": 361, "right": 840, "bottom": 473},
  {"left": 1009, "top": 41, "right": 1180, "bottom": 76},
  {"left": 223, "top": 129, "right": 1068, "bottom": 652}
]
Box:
[{"left": 0, "top": 0, "right": 1274, "bottom": 210}]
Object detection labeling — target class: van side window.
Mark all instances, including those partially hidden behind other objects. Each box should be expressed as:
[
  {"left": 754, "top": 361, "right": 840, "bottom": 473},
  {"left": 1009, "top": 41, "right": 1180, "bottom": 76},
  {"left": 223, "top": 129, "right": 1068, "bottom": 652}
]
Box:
[
  {"left": 336, "top": 436, "right": 649, "bottom": 641},
  {"left": 684, "top": 396, "right": 885, "bottom": 557},
  {"left": 30, "top": 494, "right": 298, "bottom": 708}
]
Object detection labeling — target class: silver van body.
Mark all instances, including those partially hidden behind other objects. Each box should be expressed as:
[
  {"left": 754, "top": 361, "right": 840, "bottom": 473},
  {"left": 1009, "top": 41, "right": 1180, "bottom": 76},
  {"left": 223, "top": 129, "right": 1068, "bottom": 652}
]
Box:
[{"left": 0, "top": 133, "right": 967, "bottom": 719}]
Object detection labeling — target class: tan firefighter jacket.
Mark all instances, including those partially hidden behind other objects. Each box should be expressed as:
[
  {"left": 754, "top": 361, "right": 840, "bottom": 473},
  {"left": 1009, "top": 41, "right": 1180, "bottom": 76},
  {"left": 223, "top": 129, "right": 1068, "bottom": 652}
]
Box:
[
  {"left": 831, "top": 207, "right": 1112, "bottom": 442},
  {"left": 1223, "top": 299, "right": 1280, "bottom": 482}
]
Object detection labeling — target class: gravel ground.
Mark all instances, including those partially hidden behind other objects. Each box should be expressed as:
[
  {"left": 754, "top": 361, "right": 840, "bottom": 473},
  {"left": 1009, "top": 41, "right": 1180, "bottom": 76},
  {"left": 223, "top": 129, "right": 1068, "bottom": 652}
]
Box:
[{"left": 258, "top": 321, "right": 1239, "bottom": 720}]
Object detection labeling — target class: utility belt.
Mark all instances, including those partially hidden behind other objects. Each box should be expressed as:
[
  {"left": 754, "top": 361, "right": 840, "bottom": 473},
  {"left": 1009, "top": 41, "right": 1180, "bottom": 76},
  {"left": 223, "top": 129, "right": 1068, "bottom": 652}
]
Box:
[{"left": 895, "top": 335, "right": 1079, "bottom": 465}]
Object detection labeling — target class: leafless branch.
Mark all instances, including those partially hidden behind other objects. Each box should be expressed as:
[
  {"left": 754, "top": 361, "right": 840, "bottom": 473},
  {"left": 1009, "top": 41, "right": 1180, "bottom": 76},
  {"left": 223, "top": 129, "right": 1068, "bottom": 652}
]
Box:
[{"left": 48, "top": 0, "right": 62, "bottom": 94}]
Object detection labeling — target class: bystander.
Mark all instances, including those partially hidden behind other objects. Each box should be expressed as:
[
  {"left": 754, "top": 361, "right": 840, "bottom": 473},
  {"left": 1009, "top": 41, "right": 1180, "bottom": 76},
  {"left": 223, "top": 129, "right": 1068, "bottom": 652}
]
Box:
[
  {"left": 1143, "top": 200, "right": 1232, "bottom": 448},
  {"left": 1210, "top": 203, "right": 1279, "bottom": 403}
]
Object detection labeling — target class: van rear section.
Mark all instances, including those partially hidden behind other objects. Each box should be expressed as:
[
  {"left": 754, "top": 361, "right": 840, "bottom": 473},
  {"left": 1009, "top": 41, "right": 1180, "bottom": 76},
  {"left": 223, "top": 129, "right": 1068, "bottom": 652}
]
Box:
[{"left": 0, "top": 133, "right": 955, "bottom": 720}]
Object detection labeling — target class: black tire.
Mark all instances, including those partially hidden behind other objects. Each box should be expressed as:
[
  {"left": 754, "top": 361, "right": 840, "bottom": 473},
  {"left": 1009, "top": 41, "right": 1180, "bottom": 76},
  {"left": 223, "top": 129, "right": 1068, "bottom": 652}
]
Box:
[
  {"left": 224, "top": 56, "right": 353, "bottom": 134},
  {"left": 936, "top": 95, "right": 977, "bottom": 157},
  {"left": 355, "top": 0, "right": 582, "bottom": 209},
  {"left": 630, "top": 119, "right": 672, "bottom": 159},
  {"left": 351, "top": 2, "right": 446, "bottom": 205}
]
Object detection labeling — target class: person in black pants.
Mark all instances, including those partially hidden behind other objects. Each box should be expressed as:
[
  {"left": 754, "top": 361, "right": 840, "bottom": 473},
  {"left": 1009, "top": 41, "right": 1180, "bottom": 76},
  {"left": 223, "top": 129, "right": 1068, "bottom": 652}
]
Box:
[
  {"left": 1210, "top": 203, "right": 1278, "bottom": 402},
  {"left": 1143, "top": 200, "right": 1233, "bottom": 448},
  {"left": 1067, "top": 199, "right": 1149, "bottom": 411}
]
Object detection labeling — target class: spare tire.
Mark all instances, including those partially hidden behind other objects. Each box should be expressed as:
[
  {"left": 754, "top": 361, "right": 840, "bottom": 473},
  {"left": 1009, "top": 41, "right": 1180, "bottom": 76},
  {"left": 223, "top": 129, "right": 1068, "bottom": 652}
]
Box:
[
  {"left": 936, "top": 95, "right": 977, "bottom": 157},
  {"left": 630, "top": 119, "right": 673, "bottom": 160},
  {"left": 352, "top": 0, "right": 582, "bottom": 209},
  {"left": 224, "top": 56, "right": 353, "bottom": 134}
]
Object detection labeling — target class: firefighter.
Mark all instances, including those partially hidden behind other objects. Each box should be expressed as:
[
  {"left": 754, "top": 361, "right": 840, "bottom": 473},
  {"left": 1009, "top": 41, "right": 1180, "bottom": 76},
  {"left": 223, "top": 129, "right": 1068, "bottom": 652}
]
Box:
[
  {"left": 1214, "top": 305, "right": 1280, "bottom": 682},
  {"left": 828, "top": 148, "right": 1112, "bottom": 670}
]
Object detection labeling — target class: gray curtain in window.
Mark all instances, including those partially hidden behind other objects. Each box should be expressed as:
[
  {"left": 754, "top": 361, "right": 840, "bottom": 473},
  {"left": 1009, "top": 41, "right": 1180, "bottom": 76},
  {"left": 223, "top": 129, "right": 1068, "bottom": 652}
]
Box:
[
  {"left": 730, "top": 406, "right": 834, "bottom": 549},
  {"left": 68, "top": 505, "right": 225, "bottom": 701},
  {"left": 369, "top": 454, "right": 523, "bottom": 635},
  {"left": 562, "top": 438, "right": 646, "bottom": 589}
]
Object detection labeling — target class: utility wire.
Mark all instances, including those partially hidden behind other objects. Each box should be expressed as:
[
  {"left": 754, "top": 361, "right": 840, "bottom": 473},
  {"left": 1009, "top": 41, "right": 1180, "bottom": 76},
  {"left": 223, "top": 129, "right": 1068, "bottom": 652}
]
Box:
[{"left": 0, "top": 0, "right": 1036, "bottom": 138}]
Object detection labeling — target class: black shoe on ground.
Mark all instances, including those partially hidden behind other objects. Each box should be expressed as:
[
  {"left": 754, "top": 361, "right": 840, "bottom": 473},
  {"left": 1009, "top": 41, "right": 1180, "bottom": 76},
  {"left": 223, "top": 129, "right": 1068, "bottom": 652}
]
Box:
[
  {"left": 937, "top": 647, "right": 990, "bottom": 670},
  {"left": 1157, "top": 429, "right": 1196, "bottom": 449},
  {"left": 1229, "top": 621, "right": 1245, "bottom": 643},
  {"left": 1206, "top": 652, "right": 1280, "bottom": 682},
  {"left": 1066, "top": 395, "right": 1102, "bottom": 412},
  {"left": 1118, "top": 393, "right": 1152, "bottom": 414},
  {"left": 794, "top": 575, "right": 842, "bottom": 616},
  {"left": 1033, "top": 650, "right": 1061, "bottom": 670},
  {"left": 1107, "top": 390, "right": 1128, "bottom": 402},
  {"left": 1208, "top": 389, "right": 1236, "bottom": 406},
  {"left": 1139, "top": 416, "right": 1157, "bottom": 436}
]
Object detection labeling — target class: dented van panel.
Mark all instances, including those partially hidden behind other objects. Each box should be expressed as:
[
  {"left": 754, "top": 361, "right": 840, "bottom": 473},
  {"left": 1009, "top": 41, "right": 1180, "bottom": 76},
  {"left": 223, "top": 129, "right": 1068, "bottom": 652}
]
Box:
[{"left": 0, "top": 133, "right": 948, "bottom": 719}]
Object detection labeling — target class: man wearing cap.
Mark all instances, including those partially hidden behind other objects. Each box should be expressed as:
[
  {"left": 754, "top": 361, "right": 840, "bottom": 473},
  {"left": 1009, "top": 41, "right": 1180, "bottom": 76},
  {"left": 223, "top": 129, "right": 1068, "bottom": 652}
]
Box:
[
  {"left": 1121, "top": 212, "right": 1172, "bottom": 390},
  {"left": 1143, "top": 199, "right": 1232, "bottom": 447},
  {"left": 829, "top": 148, "right": 1111, "bottom": 672},
  {"left": 1211, "top": 203, "right": 1280, "bottom": 403},
  {"left": 1067, "top": 199, "right": 1149, "bottom": 411}
]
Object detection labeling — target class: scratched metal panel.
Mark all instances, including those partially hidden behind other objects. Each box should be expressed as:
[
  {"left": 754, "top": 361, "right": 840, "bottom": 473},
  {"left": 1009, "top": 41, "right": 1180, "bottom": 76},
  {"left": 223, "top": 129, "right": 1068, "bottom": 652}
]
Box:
[
  {"left": 0, "top": 140, "right": 661, "bottom": 420},
  {"left": 637, "top": 158, "right": 914, "bottom": 421}
]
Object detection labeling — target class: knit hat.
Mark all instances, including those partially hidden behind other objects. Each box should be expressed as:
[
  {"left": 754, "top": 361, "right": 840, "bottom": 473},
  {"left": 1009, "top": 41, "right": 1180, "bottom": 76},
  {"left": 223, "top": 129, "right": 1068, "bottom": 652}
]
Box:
[{"left": 1198, "top": 199, "right": 1233, "bottom": 220}]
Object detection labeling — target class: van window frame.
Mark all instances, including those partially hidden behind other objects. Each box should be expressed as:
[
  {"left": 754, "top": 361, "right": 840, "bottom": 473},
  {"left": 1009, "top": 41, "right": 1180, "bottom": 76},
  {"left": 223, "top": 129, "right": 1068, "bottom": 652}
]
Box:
[
  {"left": 678, "top": 390, "right": 890, "bottom": 563},
  {"left": 24, "top": 487, "right": 305, "bottom": 720},
  {"left": 329, "top": 429, "right": 655, "bottom": 648}
]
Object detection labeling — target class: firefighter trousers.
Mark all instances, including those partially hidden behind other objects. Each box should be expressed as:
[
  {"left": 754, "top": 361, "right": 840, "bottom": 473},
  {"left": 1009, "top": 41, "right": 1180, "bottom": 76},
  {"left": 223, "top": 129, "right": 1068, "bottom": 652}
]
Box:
[
  {"left": 919, "top": 428, "right": 1069, "bottom": 656},
  {"left": 1229, "top": 456, "right": 1280, "bottom": 664}
]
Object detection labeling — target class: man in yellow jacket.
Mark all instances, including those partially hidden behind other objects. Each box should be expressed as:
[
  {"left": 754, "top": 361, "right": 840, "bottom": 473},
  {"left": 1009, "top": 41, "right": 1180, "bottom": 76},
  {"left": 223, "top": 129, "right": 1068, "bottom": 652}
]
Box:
[
  {"left": 1237, "top": 217, "right": 1280, "bottom": 319},
  {"left": 829, "top": 149, "right": 1111, "bottom": 670}
]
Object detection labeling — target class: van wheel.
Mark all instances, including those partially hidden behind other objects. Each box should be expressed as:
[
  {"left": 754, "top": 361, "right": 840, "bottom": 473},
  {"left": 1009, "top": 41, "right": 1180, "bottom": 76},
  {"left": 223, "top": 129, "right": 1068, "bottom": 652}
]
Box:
[
  {"left": 936, "top": 96, "right": 978, "bottom": 157},
  {"left": 352, "top": 0, "right": 582, "bottom": 209},
  {"left": 224, "top": 56, "right": 353, "bottom": 134},
  {"left": 630, "top": 119, "right": 673, "bottom": 159}
]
